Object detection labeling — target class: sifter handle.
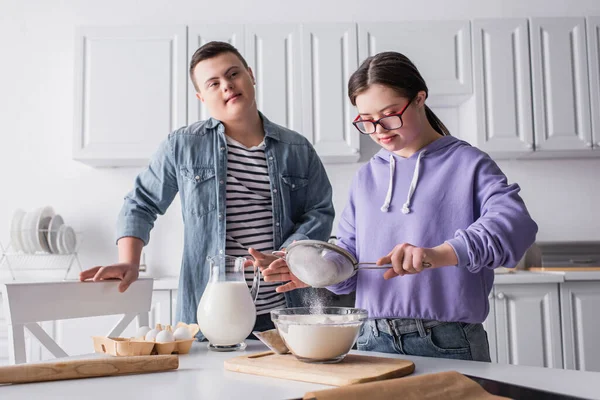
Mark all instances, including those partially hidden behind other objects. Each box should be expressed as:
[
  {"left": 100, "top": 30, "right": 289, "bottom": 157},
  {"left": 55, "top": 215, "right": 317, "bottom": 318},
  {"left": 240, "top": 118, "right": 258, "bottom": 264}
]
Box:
[{"left": 356, "top": 262, "right": 432, "bottom": 269}]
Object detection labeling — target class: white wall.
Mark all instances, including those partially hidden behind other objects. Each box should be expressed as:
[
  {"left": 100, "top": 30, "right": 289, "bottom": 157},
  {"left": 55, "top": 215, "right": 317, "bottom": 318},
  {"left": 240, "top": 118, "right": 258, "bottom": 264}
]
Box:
[{"left": 1, "top": 0, "right": 599, "bottom": 279}]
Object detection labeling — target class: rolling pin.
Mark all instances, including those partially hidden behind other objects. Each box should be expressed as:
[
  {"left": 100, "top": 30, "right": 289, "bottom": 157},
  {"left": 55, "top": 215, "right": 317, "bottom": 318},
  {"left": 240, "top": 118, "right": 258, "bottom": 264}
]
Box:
[{"left": 0, "top": 355, "right": 179, "bottom": 384}]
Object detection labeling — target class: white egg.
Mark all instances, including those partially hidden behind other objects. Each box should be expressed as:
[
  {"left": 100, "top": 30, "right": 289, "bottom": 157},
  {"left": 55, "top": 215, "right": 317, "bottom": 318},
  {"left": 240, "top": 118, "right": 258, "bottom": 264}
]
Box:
[
  {"left": 145, "top": 329, "right": 160, "bottom": 341},
  {"left": 173, "top": 326, "right": 193, "bottom": 341},
  {"left": 155, "top": 330, "right": 175, "bottom": 343},
  {"left": 136, "top": 326, "right": 151, "bottom": 338}
]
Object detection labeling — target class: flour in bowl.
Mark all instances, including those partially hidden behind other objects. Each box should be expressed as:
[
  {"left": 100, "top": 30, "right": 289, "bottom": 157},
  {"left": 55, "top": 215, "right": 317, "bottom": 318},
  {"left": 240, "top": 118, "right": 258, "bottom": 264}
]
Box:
[{"left": 276, "top": 314, "right": 362, "bottom": 360}]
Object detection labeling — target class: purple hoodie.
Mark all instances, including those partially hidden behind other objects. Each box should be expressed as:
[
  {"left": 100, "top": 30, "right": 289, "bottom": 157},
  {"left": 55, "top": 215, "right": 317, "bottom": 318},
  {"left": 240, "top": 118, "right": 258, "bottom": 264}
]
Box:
[{"left": 328, "top": 136, "right": 538, "bottom": 323}]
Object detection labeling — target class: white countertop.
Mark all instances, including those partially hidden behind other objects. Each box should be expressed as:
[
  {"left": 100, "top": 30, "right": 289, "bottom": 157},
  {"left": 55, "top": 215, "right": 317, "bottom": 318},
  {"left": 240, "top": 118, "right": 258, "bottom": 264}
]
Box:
[
  {"left": 493, "top": 270, "right": 600, "bottom": 284},
  {"left": 3, "top": 270, "right": 600, "bottom": 293},
  {"left": 493, "top": 270, "right": 565, "bottom": 284},
  {"left": 2, "top": 341, "right": 600, "bottom": 399},
  {"left": 152, "top": 270, "right": 600, "bottom": 288},
  {"left": 150, "top": 271, "right": 600, "bottom": 289},
  {"left": 561, "top": 270, "right": 600, "bottom": 281}
]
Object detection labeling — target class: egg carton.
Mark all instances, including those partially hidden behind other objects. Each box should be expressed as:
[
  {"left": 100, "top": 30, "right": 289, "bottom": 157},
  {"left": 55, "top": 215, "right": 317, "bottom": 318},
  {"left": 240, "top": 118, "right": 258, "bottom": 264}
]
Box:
[{"left": 93, "top": 322, "right": 200, "bottom": 356}]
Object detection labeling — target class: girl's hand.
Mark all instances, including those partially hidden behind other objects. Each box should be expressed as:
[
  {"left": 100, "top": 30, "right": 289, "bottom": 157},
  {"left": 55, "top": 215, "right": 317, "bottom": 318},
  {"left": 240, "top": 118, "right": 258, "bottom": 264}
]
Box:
[{"left": 377, "top": 243, "right": 458, "bottom": 279}]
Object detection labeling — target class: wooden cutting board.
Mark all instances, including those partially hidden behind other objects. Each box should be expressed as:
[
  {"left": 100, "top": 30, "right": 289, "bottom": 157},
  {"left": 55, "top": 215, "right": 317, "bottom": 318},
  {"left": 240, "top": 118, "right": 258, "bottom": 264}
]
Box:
[
  {"left": 224, "top": 351, "right": 414, "bottom": 386},
  {"left": 0, "top": 355, "right": 178, "bottom": 384}
]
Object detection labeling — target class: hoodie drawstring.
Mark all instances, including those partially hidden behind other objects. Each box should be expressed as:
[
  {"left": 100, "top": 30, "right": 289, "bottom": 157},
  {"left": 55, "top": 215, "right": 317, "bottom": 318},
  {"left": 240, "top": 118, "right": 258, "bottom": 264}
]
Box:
[
  {"left": 380, "top": 151, "right": 426, "bottom": 214},
  {"left": 380, "top": 155, "right": 396, "bottom": 212}
]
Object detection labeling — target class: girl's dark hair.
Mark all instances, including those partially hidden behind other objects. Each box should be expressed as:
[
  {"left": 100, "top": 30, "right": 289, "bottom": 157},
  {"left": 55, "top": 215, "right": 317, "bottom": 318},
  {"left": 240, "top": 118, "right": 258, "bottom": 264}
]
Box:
[{"left": 348, "top": 52, "right": 450, "bottom": 136}]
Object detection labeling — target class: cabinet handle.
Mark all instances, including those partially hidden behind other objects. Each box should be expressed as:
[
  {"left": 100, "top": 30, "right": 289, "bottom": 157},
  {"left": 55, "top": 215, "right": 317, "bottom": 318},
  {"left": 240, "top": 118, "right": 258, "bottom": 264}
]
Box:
[
  {"left": 496, "top": 292, "right": 506, "bottom": 300},
  {"left": 569, "top": 258, "right": 595, "bottom": 264},
  {"left": 526, "top": 143, "right": 533, "bottom": 150},
  {"left": 585, "top": 142, "right": 593, "bottom": 148}
]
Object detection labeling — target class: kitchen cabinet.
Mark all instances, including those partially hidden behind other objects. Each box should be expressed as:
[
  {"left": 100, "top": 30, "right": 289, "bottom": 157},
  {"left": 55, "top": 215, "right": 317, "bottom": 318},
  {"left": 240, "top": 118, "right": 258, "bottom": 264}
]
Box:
[
  {"left": 149, "top": 290, "right": 172, "bottom": 328},
  {"left": 73, "top": 23, "right": 362, "bottom": 165},
  {"left": 587, "top": 17, "right": 600, "bottom": 149},
  {"left": 358, "top": 20, "right": 473, "bottom": 106},
  {"left": 560, "top": 281, "right": 600, "bottom": 372},
  {"left": 245, "top": 24, "right": 303, "bottom": 133},
  {"left": 482, "top": 288, "right": 498, "bottom": 363},
  {"left": 300, "top": 23, "right": 360, "bottom": 162},
  {"left": 470, "top": 19, "right": 534, "bottom": 156},
  {"left": 187, "top": 24, "right": 245, "bottom": 124},
  {"left": 73, "top": 18, "right": 600, "bottom": 166},
  {"left": 530, "top": 18, "right": 592, "bottom": 152},
  {"left": 73, "top": 25, "right": 187, "bottom": 167},
  {"left": 171, "top": 289, "right": 179, "bottom": 326},
  {"left": 493, "top": 283, "right": 563, "bottom": 368}
]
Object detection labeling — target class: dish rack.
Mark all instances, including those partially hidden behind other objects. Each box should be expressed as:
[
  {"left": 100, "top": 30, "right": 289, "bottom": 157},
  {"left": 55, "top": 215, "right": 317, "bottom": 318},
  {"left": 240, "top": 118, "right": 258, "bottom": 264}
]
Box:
[{"left": 0, "top": 229, "right": 83, "bottom": 280}]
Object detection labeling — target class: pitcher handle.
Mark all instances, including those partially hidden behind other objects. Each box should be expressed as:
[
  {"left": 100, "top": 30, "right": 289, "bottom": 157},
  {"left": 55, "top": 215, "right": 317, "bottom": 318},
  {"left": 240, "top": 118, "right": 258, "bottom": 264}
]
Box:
[{"left": 250, "top": 262, "right": 261, "bottom": 303}]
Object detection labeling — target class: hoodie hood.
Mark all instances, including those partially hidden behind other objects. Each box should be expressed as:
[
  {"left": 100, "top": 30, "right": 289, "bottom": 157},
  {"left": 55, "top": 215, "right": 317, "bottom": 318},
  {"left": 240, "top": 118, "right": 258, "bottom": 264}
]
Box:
[{"left": 375, "top": 136, "right": 468, "bottom": 214}]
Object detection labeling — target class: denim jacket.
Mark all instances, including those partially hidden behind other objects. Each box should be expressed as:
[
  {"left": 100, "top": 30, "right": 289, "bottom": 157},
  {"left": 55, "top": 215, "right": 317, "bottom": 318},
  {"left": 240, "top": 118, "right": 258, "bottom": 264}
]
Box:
[{"left": 116, "top": 113, "right": 335, "bottom": 327}]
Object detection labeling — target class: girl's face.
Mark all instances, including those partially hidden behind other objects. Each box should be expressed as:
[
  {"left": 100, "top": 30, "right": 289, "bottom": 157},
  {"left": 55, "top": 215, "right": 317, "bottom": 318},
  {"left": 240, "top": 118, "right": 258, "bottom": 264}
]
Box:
[{"left": 354, "top": 84, "right": 425, "bottom": 156}]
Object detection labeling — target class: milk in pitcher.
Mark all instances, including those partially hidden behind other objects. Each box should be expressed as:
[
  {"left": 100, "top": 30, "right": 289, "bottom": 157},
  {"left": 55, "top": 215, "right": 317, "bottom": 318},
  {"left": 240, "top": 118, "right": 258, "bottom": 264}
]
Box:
[{"left": 197, "top": 281, "right": 257, "bottom": 345}]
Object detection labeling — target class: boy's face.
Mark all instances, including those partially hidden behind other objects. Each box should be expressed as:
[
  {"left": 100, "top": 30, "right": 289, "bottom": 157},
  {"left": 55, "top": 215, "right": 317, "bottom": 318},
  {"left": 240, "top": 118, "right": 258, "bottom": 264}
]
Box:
[{"left": 193, "top": 52, "right": 256, "bottom": 122}]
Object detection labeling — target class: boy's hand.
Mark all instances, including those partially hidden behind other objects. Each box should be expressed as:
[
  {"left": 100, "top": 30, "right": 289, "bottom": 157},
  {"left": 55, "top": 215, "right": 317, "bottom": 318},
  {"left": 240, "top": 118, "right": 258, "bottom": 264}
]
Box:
[{"left": 79, "top": 263, "right": 139, "bottom": 292}]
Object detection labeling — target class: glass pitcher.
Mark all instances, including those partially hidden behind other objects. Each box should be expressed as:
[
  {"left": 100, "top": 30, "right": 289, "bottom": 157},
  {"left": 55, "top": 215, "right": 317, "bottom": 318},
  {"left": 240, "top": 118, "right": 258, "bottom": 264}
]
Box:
[{"left": 196, "top": 255, "right": 260, "bottom": 351}]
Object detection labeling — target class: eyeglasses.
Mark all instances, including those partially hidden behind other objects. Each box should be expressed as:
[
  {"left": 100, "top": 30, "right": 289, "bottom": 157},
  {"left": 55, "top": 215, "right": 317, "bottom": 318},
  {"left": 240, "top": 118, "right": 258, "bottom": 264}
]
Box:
[{"left": 352, "top": 97, "right": 414, "bottom": 135}]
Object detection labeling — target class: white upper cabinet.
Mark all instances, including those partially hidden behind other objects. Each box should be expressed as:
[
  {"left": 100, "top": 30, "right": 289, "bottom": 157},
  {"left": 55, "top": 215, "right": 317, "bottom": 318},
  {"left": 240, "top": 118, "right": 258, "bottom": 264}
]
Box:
[
  {"left": 472, "top": 19, "right": 534, "bottom": 155},
  {"left": 187, "top": 25, "right": 245, "bottom": 124},
  {"left": 72, "top": 19, "right": 600, "bottom": 166},
  {"left": 73, "top": 26, "right": 187, "bottom": 167},
  {"left": 301, "top": 23, "right": 360, "bottom": 163},
  {"left": 358, "top": 21, "right": 473, "bottom": 106},
  {"left": 587, "top": 17, "right": 600, "bottom": 150},
  {"left": 245, "top": 24, "right": 303, "bottom": 132},
  {"left": 530, "top": 18, "right": 592, "bottom": 152}
]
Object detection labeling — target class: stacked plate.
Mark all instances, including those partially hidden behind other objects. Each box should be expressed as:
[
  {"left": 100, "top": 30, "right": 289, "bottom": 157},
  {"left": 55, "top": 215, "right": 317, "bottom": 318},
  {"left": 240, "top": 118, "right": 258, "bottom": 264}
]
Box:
[{"left": 10, "top": 207, "right": 78, "bottom": 254}]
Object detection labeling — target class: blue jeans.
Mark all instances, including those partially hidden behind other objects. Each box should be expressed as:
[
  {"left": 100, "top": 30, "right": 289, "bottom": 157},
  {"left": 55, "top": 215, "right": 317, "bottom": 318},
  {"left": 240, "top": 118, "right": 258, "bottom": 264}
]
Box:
[{"left": 357, "top": 318, "right": 491, "bottom": 362}]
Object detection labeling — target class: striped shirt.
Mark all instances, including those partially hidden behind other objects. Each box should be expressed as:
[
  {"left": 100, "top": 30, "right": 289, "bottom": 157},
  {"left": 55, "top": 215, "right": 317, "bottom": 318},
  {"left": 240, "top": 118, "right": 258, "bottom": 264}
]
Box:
[{"left": 224, "top": 135, "right": 287, "bottom": 315}]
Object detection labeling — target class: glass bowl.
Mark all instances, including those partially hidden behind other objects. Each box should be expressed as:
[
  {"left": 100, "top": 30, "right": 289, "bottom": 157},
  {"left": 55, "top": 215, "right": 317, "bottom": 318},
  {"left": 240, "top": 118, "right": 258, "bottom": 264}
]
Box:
[{"left": 271, "top": 307, "right": 368, "bottom": 363}]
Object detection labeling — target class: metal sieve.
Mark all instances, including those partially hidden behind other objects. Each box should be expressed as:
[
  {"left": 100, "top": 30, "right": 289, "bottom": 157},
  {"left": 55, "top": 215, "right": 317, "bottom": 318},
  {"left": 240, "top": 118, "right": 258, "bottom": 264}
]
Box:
[{"left": 277, "top": 240, "right": 431, "bottom": 288}]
